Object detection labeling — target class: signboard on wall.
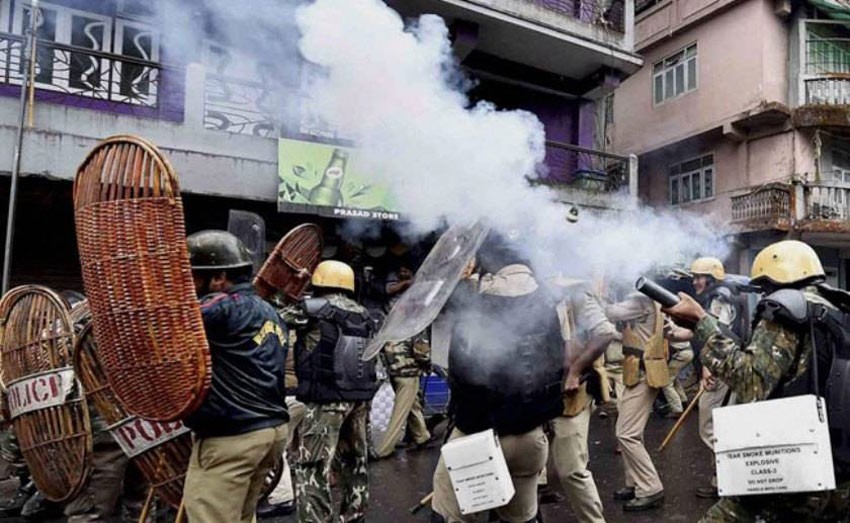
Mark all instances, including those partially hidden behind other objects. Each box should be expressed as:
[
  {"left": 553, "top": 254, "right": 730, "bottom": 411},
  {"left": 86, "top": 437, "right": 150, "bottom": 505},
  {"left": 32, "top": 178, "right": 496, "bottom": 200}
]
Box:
[{"left": 277, "top": 138, "right": 399, "bottom": 220}]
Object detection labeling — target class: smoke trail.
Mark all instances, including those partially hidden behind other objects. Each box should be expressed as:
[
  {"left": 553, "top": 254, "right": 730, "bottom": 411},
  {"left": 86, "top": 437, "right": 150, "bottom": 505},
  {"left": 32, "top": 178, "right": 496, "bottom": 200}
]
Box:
[
  {"left": 296, "top": 0, "right": 731, "bottom": 281},
  {"left": 156, "top": 0, "right": 731, "bottom": 282}
]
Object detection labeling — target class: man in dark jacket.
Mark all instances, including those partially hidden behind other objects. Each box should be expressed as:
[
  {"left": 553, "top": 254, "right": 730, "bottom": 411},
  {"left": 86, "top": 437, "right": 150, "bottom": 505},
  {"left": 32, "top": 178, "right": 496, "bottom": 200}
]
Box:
[{"left": 182, "top": 230, "right": 289, "bottom": 523}]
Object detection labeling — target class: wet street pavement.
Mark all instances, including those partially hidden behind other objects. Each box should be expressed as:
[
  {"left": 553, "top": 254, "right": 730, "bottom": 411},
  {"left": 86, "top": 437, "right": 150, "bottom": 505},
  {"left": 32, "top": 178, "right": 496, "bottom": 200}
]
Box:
[
  {"left": 265, "top": 405, "right": 717, "bottom": 523},
  {"left": 0, "top": 405, "right": 716, "bottom": 522}
]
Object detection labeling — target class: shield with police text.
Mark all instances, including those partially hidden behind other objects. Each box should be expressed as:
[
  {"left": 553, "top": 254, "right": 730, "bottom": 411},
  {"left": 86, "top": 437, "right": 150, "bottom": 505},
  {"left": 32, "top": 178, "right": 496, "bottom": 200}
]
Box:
[
  {"left": 363, "top": 221, "right": 489, "bottom": 361},
  {"left": 0, "top": 286, "right": 92, "bottom": 502},
  {"left": 74, "top": 323, "right": 191, "bottom": 509},
  {"left": 254, "top": 223, "right": 323, "bottom": 303}
]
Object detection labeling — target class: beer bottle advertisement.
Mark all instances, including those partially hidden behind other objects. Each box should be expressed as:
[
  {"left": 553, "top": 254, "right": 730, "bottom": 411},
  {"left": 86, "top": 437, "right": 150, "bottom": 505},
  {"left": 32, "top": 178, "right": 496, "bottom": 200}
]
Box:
[{"left": 278, "top": 137, "right": 399, "bottom": 220}]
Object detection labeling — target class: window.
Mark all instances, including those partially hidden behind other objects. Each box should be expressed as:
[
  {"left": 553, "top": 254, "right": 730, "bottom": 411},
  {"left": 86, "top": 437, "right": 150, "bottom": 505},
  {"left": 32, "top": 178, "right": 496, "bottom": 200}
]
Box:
[
  {"left": 669, "top": 154, "right": 714, "bottom": 205},
  {"left": 828, "top": 147, "right": 850, "bottom": 184},
  {"left": 0, "top": 0, "right": 159, "bottom": 106},
  {"left": 653, "top": 44, "right": 697, "bottom": 105}
]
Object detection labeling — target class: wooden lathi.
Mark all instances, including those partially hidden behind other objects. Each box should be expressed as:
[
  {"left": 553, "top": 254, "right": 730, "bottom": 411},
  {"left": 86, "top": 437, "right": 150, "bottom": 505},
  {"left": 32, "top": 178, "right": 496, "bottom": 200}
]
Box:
[
  {"left": 73, "top": 135, "right": 210, "bottom": 421},
  {"left": 74, "top": 323, "right": 191, "bottom": 509},
  {"left": 254, "top": 223, "right": 323, "bottom": 302},
  {"left": 0, "top": 286, "right": 91, "bottom": 502}
]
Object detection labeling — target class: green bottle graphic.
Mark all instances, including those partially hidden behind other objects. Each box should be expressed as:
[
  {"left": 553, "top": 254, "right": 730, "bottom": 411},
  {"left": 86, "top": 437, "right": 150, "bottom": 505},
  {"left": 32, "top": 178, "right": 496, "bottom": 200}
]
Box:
[{"left": 308, "top": 149, "right": 348, "bottom": 206}]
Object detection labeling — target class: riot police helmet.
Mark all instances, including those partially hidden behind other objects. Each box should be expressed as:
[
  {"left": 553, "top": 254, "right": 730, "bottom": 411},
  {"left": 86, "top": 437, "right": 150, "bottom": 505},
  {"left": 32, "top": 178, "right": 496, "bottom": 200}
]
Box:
[
  {"left": 186, "top": 230, "right": 253, "bottom": 271},
  {"left": 312, "top": 260, "right": 355, "bottom": 293},
  {"left": 750, "top": 240, "right": 825, "bottom": 287}
]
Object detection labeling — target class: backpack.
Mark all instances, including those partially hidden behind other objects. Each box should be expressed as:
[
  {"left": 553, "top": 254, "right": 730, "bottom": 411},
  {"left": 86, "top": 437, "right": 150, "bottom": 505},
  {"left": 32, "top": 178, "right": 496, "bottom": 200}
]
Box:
[{"left": 758, "top": 284, "right": 850, "bottom": 467}]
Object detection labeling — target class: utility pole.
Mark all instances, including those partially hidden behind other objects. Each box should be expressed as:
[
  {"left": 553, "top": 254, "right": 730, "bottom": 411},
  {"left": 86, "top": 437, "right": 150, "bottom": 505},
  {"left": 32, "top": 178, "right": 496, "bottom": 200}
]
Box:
[{"left": 2, "top": 0, "right": 39, "bottom": 294}]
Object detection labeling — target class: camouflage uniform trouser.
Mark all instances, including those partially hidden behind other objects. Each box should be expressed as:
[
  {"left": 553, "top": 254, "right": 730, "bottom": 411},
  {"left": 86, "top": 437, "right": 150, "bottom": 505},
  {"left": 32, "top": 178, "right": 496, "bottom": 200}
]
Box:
[
  {"left": 295, "top": 401, "right": 369, "bottom": 523},
  {"left": 701, "top": 482, "right": 850, "bottom": 523},
  {"left": 0, "top": 426, "right": 27, "bottom": 481}
]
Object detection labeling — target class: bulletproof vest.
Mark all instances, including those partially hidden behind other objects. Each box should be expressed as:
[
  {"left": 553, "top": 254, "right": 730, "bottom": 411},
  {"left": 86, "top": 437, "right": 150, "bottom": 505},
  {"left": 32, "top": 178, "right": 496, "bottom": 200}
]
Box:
[
  {"left": 449, "top": 287, "right": 564, "bottom": 436},
  {"left": 295, "top": 297, "right": 378, "bottom": 403},
  {"left": 621, "top": 302, "right": 664, "bottom": 358},
  {"left": 760, "top": 287, "right": 850, "bottom": 467}
]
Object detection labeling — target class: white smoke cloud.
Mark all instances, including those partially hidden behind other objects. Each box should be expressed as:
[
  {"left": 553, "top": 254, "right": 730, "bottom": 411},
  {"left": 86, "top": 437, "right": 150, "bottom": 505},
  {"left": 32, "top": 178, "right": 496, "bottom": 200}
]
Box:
[
  {"left": 157, "top": 0, "right": 732, "bottom": 284},
  {"left": 295, "top": 0, "right": 731, "bottom": 282}
]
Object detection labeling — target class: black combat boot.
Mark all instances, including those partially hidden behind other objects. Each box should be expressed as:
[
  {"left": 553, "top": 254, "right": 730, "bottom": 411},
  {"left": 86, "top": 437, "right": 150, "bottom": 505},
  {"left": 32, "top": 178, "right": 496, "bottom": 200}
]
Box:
[{"left": 0, "top": 479, "right": 35, "bottom": 518}]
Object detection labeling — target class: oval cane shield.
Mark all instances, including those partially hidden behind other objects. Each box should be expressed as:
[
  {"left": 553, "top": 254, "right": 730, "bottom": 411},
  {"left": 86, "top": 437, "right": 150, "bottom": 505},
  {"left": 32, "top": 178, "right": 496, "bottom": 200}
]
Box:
[
  {"left": 73, "top": 135, "right": 211, "bottom": 421},
  {"left": 363, "top": 221, "right": 489, "bottom": 361},
  {"left": 0, "top": 286, "right": 92, "bottom": 502},
  {"left": 74, "top": 323, "right": 191, "bottom": 509},
  {"left": 254, "top": 224, "right": 324, "bottom": 303}
]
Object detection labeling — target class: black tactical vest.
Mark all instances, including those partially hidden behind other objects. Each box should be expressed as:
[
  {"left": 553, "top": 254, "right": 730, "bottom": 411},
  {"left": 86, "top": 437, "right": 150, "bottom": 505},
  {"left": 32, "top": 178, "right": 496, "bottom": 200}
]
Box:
[
  {"left": 449, "top": 287, "right": 564, "bottom": 436},
  {"left": 760, "top": 287, "right": 850, "bottom": 468},
  {"left": 295, "top": 298, "right": 378, "bottom": 403}
]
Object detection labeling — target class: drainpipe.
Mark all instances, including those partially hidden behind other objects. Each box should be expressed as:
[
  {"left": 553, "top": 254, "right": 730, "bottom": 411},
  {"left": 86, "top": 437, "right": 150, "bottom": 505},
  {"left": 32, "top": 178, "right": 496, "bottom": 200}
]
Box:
[{"left": 2, "top": 1, "right": 38, "bottom": 295}]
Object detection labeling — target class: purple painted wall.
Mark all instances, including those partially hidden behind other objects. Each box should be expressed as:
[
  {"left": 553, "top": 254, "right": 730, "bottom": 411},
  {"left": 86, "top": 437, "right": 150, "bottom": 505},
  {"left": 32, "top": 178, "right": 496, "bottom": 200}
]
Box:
[
  {"left": 0, "top": 0, "right": 185, "bottom": 122},
  {"left": 470, "top": 78, "right": 593, "bottom": 183}
]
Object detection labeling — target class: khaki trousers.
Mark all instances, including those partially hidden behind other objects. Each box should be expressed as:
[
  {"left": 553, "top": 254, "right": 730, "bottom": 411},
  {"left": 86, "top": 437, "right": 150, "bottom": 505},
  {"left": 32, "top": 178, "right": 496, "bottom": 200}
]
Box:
[
  {"left": 661, "top": 349, "right": 694, "bottom": 413},
  {"left": 615, "top": 380, "right": 663, "bottom": 498},
  {"left": 699, "top": 381, "right": 733, "bottom": 487},
  {"left": 184, "top": 424, "right": 288, "bottom": 523},
  {"left": 268, "top": 398, "right": 307, "bottom": 505},
  {"left": 551, "top": 403, "right": 605, "bottom": 523},
  {"left": 433, "top": 427, "right": 548, "bottom": 522},
  {"left": 699, "top": 381, "right": 732, "bottom": 450},
  {"left": 375, "top": 376, "right": 430, "bottom": 458}
]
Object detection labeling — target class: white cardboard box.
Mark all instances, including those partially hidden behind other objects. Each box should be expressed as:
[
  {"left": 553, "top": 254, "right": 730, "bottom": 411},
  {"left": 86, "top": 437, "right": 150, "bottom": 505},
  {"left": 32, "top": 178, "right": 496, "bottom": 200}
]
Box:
[
  {"left": 441, "top": 429, "right": 515, "bottom": 514},
  {"left": 713, "top": 394, "right": 835, "bottom": 497}
]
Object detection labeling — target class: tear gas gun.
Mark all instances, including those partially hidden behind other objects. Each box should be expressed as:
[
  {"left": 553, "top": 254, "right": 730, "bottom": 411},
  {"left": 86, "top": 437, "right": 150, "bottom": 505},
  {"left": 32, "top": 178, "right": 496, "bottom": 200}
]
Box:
[{"left": 635, "top": 276, "right": 681, "bottom": 308}]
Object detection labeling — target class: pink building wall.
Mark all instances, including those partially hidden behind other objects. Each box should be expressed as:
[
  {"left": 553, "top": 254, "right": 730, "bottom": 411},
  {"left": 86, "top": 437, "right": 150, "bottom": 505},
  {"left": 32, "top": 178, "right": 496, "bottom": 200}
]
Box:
[{"left": 615, "top": 0, "right": 789, "bottom": 155}]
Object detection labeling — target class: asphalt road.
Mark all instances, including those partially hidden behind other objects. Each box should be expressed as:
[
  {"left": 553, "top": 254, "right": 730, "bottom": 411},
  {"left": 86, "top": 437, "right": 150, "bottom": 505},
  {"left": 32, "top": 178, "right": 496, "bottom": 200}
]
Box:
[{"left": 0, "top": 405, "right": 717, "bottom": 522}]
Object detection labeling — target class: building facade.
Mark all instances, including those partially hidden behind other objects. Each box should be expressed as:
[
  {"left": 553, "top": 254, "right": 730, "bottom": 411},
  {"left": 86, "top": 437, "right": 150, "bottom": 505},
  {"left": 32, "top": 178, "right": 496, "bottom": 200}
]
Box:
[
  {"left": 0, "top": 0, "right": 641, "bottom": 287},
  {"left": 615, "top": 0, "right": 850, "bottom": 286}
]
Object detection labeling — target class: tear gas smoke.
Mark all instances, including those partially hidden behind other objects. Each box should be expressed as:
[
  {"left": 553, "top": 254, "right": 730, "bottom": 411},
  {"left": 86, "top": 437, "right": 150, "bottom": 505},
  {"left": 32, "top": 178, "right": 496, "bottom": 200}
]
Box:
[
  {"left": 296, "top": 0, "right": 731, "bottom": 283},
  {"left": 158, "top": 0, "right": 731, "bottom": 287}
]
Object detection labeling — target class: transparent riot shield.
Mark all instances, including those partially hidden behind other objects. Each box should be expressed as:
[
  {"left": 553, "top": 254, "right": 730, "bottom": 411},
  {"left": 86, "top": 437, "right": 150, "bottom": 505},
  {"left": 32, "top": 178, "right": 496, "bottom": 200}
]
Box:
[
  {"left": 362, "top": 221, "right": 489, "bottom": 361},
  {"left": 228, "top": 210, "right": 266, "bottom": 274}
]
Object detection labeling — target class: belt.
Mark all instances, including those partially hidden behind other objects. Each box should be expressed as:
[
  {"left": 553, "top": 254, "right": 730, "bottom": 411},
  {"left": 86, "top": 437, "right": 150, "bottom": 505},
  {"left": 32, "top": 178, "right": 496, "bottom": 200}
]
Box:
[{"left": 623, "top": 346, "right": 643, "bottom": 358}]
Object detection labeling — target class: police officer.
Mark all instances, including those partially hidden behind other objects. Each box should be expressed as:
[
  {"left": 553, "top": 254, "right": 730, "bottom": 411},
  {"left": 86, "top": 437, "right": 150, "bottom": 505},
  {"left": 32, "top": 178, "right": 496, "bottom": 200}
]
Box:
[
  {"left": 373, "top": 261, "right": 432, "bottom": 459},
  {"left": 606, "top": 292, "right": 668, "bottom": 511},
  {"left": 549, "top": 279, "right": 617, "bottom": 523},
  {"left": 665, "top": 240, "right": 850, "bottom": 521},
  {"left": 182, "top": 230, "right": 289, "bottom": 523},
  {"left": 431, "top": 233, "right": 563, "bottom": 523},
  {"left": 293, "top": 260, "right": 378, "bottom": 523},
  {"left": 691, "top": 257, "right": 737, "bottom": 499}
]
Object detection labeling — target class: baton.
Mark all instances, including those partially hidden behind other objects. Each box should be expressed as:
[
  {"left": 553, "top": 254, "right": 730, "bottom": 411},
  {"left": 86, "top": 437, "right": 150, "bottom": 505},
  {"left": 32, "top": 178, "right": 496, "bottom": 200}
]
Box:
[
  {"left": 409, "top": 491, "right": 434, "bottom": 514},
  {"left": 636, "top": 277, "right": 681, "bottom": 308},
  {"left": 138, "top": 485, "right": 155, "bottom": 523},
  {"left": 658, "top": 385, "right": 704, "bottom": 452}
]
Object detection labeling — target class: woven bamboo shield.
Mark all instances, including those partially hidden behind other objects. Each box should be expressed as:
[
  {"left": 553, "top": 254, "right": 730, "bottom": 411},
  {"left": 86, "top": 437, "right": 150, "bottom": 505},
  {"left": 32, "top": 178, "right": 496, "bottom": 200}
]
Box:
[
  {"left": 73, "top": 135, "right": 211, "bottom": 421},
  {"left": 73, "top": 323, "right": 190, "bottom": 509},
  {"left": 0, "top": 286, "right": 92, "bottom": 502},
  {"left": 254, "top": 224, "right": 323, "bottom": 302}
]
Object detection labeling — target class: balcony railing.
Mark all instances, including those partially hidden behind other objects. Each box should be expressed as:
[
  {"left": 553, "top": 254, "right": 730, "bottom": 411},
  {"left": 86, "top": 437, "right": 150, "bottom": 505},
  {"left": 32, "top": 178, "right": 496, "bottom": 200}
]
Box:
[
  {"left": 806, "top": 182, "right": 850, "bottom": 220},
  {"left": 529, "top": 0, "right": 626, "bottom": 32},
  {"left": 805, "top": 75, "right": 850, "bottom": 105},
  {"left": 541, "top": 141, "right": 631, "bottom": 192},
  {"left": 804, "top": 28, "right": 850, "bottom": 105},
  {"left": 204, "top": 73, "right": 276, "bottom": 137},
  {"left": 0, "top": 32, "right": 160, "bottom": 108},
  {"left": 731, "top": 183, "right": 791, "bottom": 224},
  {"left": 731, "top": 177, "right": 850, "bottom": 232}
]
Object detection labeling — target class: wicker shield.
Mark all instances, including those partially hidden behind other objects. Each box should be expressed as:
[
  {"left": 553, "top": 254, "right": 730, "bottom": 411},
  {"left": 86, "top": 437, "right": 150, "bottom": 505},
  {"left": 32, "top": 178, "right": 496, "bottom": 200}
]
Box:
[
  {"left": 73, "top": 135, "right": 211, "bottom": 421},
  {"left": 0, "top": 286, "right": 92, "bottom": 502},
  {"left": 254, "top": 224, "right": 323, "bottom": 302},
  {"left": 74, "top": 323, "right": 191, "bottom": 509}
]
